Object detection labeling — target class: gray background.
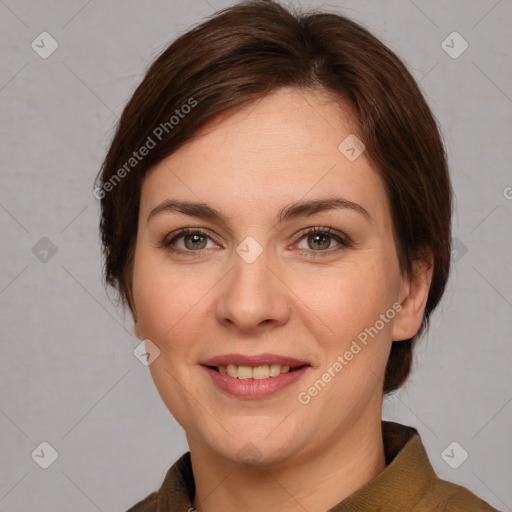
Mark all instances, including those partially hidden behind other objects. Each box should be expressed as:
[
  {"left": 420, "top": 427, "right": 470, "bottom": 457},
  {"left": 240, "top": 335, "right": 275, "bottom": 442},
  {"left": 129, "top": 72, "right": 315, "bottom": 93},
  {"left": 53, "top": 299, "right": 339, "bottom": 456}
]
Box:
[{"left": 1, "top": 0, "right": 511, "bottom": 511}]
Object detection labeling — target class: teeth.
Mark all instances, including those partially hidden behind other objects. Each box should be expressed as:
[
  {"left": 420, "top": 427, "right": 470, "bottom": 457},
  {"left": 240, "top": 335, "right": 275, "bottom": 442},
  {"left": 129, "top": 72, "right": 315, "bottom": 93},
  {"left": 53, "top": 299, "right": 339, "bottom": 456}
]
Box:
[
  {"left": 269, "top": 364, "right": 281, "bottom": 377},
  {"left": 218, "top": 364, "right": 294, "bottom": 379},
  {"left": 252, "top": 365, "right": 269, "bottom": 380},
  {"left": 237, "top": 365, "right": 253, "bottom": 380},
  {"left": 226, "top": 364, "right": 238, "bottom": 378}
]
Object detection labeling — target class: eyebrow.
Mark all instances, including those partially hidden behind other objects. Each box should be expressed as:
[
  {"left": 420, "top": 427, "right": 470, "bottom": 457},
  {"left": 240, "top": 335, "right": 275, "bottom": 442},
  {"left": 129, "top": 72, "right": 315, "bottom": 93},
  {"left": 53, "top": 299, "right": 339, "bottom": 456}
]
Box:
[{"left": 147, "top": 197, "right": 371, "bottom": 224}]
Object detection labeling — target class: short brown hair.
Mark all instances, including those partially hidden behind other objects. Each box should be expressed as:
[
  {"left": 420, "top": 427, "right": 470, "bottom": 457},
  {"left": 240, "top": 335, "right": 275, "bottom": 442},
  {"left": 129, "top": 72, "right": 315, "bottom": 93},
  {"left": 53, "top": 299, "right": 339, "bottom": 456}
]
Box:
[{"left": 96, "top": 0, "right": 452, "bottom": 393}]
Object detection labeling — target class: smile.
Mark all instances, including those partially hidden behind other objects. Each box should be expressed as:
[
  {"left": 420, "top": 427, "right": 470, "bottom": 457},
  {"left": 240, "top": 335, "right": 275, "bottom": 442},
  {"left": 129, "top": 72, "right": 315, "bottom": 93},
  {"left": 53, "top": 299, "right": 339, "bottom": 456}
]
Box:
[
  {"left": 213, "top": 363, "right": 303, "bottom": 379},
  {"left": 202, "top": 364, "right": 310, "bottom": 399}
]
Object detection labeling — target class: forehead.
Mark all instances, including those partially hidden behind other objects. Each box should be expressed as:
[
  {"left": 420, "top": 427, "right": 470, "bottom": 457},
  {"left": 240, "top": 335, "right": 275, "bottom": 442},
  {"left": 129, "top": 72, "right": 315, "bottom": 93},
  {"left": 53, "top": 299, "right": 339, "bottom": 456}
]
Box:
[{"left": 140, "top": 88, "right": 389, "bottom": 224}]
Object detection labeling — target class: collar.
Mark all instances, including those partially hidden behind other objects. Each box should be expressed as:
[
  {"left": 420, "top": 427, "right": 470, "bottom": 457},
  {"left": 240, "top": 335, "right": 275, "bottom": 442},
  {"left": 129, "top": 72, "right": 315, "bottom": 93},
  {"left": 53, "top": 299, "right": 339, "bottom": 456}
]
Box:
[{"left": 155, "top": 421, "right": 435, "bottom": 511}]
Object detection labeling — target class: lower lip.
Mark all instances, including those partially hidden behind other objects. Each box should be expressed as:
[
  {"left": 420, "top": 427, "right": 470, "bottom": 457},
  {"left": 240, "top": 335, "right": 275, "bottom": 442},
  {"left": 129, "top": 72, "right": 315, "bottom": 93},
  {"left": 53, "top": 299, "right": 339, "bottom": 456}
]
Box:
[{"left": 202, "top": 366, "right": 309, "bottom": 399}]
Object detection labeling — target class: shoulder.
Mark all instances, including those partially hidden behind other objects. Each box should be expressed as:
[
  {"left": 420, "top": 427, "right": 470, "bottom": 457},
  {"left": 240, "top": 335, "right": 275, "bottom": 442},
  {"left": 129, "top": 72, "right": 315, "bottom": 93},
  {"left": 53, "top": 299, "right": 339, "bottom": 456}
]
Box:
[
  {"left": 126, "top": 492, "right": 157, "bottom": 512},
  {"left": 415, "top": 477, "right": 500, "bottom": 511},
  {"left": 380, "top": 422, "right": 499, "bottom": 512},
  {"left": 125, "top": 491, "right": 158, "bottom": 512},
  {"left": 124, "top": 452, "right": 195, "bottom": 512}
]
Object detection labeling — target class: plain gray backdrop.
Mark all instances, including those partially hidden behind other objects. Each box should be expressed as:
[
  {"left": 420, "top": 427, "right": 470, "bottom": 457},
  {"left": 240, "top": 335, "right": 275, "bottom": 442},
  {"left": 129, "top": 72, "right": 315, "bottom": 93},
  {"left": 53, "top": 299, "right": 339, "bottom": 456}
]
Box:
[{"left": 1, "top": 0, "right": 511, "bottom": 511}]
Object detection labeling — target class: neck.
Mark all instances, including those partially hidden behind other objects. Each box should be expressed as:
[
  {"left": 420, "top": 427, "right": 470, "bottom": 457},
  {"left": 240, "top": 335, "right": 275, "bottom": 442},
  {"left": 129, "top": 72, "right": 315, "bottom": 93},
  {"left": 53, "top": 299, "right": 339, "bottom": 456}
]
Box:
[{"left": 189, "top": 409, "right": 386, "bottom": 512}]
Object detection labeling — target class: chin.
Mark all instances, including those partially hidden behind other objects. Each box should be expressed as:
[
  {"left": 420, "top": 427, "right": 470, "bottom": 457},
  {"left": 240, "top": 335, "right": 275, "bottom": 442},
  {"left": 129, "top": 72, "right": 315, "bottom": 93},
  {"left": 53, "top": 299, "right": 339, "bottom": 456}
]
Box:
[{"left": 198, "top": 418, "right": 309, "bottom": 468}]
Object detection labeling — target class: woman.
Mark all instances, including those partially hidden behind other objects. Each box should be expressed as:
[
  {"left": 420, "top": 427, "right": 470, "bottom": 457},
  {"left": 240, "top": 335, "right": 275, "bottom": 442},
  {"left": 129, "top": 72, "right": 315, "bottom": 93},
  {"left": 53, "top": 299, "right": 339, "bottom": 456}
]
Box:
[{"left": 96, "top": 1, "right": 498, "bottom": 510}]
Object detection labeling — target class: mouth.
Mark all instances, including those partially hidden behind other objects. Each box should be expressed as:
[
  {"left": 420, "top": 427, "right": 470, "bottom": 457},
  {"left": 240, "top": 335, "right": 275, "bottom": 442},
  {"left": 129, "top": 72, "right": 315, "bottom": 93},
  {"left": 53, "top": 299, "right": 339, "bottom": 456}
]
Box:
[{"left": 200, "top": 354, "right": 311, "bottom": 399}]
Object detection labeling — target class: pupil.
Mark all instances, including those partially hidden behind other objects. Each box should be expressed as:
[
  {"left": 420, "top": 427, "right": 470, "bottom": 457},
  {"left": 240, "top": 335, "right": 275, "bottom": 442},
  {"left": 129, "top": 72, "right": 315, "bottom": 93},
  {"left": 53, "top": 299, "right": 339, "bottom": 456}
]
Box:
[
  {"left": 186, "top": 234, "right": 205, "bottom": 250},
  {"left": 310, "top": 234, "right": 329, "bottom": 250}
]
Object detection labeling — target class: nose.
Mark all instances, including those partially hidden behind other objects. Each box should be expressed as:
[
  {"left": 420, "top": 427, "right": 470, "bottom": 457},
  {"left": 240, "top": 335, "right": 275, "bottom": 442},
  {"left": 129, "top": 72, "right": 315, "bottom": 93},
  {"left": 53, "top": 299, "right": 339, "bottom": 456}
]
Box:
[{"left": 215, "top": 245, "right": 291, "bottom": 334}]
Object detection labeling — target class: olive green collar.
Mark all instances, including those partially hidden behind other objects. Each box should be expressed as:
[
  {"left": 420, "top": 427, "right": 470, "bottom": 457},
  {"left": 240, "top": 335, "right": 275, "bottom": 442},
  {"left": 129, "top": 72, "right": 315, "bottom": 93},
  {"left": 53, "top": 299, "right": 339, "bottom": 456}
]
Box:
[{"left": 155, "top": 421, "right": 436, "bottom": 512}]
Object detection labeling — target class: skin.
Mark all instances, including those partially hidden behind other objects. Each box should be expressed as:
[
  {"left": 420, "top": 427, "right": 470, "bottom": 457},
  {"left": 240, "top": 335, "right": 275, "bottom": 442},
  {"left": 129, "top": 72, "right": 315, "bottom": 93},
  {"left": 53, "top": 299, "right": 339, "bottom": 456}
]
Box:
[{"left": 131, "top": 88, "right": 432, "bottom": 512}]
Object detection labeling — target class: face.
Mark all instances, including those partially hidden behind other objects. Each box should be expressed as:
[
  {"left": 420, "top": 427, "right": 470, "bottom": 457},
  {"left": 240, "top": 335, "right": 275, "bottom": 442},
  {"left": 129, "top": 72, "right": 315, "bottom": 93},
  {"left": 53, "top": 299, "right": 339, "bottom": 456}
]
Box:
[{"left": 131, "top": 88, "right": 424, "bottom": 467}]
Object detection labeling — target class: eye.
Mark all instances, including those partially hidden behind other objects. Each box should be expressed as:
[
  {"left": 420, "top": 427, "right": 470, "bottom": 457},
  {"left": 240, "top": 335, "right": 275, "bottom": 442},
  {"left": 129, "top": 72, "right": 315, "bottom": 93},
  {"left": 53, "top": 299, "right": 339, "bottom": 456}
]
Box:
[
  {"left": 294, "top": 227, "right": 350, "bottom": 257},
  {"left": 160, "top": 226, "right": 350, "bottom": 258},
  {"left": 161, "top": 228, "right": 219, "bottom": 253}
]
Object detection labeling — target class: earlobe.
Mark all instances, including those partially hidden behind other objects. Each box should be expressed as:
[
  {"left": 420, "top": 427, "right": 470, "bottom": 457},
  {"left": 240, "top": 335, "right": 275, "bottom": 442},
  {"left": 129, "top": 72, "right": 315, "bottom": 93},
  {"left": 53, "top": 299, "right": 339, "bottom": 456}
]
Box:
[
  {"left": 133, "top": 314, "right": 145, "bottom": 340},
  {"left": 130, "top": 296, "right": 144, "bottom": 340},
  {"left": 392, "top": 255, "right": 433, "bottom": 342}
]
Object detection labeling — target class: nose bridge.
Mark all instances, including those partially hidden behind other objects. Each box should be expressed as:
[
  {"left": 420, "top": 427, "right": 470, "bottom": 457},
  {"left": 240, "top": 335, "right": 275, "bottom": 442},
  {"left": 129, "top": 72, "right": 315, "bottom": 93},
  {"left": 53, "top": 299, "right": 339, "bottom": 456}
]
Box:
[{"left": 216, "top": 239, "right": 290, "bottom": 331}]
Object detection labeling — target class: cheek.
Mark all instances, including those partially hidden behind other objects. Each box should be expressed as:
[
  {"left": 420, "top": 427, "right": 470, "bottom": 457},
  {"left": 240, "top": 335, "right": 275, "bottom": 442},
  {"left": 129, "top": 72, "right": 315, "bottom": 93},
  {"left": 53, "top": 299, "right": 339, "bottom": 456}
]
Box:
[
  {"left": 131, "top": 249, "right": 218, "bottom": 355},
  {"left": 289, "top": 257, "right": 399, "bottom": 345},
  {"left": 131, "top": 252, "right": 210, "bottom": 427}
]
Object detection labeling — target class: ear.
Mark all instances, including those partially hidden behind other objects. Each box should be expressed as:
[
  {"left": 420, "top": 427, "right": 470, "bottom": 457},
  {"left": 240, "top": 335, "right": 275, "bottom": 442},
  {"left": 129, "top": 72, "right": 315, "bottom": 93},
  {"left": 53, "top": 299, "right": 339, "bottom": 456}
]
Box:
[{"left": 392, "top": 252, "right": 434, "bottom": 341}]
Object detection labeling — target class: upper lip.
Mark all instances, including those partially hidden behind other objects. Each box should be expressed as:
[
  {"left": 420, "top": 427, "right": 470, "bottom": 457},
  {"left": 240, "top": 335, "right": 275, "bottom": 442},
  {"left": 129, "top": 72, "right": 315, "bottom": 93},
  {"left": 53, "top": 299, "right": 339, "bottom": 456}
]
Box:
[{"left": 201, "top": 353, "right": 310, "bottom": 368}]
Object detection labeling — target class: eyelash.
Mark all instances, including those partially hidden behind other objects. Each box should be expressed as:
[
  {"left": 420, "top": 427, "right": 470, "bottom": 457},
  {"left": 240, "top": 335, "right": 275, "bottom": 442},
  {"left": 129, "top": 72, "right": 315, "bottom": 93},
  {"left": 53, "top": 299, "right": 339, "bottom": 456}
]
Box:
[{"left": 159, "top": 226, "right": 351, "bottom": 259}]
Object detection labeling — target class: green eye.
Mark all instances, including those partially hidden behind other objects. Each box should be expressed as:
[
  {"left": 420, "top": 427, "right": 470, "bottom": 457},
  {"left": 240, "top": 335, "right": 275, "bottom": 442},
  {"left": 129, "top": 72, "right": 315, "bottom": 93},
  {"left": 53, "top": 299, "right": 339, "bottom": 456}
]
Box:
[
  {"left": 162, "top": 228, "right": 216, "bottom": 253},
  {"left": 295, "top": 227, "right": 350, "bottom": 258},
  {"left": 161, "top": 226, "right": 350, "bottom": 258}
]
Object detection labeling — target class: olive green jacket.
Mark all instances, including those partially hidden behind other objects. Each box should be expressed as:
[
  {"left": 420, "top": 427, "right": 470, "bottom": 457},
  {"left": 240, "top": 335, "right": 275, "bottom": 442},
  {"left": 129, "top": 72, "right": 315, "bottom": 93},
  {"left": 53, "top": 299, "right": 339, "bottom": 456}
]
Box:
[{"left": 126, "top": 421, "right": 499, "bottom": 511}]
